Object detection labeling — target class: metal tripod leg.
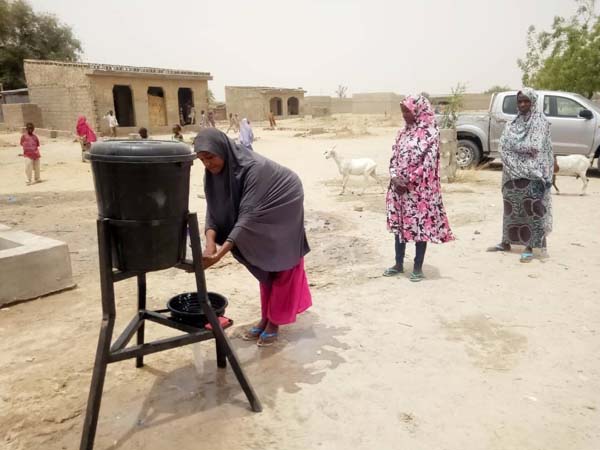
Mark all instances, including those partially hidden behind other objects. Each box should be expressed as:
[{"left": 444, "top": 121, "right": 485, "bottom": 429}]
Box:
[
  {"left": 136, "top": 273, "right": 146, "bottom": 368},
  {"left": 80, "top": 220, "right": 117, "bottom": 450},
  {"left": 187, "top": 213, "right": 263, "bottom": 412}
]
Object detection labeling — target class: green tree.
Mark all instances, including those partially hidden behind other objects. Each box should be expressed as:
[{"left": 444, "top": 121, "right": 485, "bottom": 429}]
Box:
[
  {"left": 484, "top": 85, "right": 511, "bottom": 95},
  {"left": 0, "top": 0, "right": 82, "bottom": 90},
  {"left": 438, "top": 83, "right": 466, "bottom": 129},
  {"left": 518, "top": 0, "right": 600, "bottom": 98}
]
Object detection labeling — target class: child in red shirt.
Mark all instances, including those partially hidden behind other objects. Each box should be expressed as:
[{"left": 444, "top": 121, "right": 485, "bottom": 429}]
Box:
[{"left": 20, "top": 122, "right": 41, "bottom": 185}]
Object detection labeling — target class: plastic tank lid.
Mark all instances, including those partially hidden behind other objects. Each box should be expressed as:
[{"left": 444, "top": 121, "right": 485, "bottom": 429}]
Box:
[{"left": 86, "top": 140, "right": 197, "bottom": 163}]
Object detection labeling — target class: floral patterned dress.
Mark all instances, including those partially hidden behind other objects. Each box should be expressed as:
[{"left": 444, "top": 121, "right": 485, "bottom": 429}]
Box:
[{"left": 386, "top": 95, "right": 454, "bottom": 244}]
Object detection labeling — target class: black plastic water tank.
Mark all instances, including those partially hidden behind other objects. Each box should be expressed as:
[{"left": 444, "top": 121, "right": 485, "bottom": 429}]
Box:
[{"left": 87, "top": 140, "right": 196, "bottom": 272}]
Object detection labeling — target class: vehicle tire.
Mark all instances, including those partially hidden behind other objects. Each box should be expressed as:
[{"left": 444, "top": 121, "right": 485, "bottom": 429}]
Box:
[{"left": 456, "top": 140, "right": 482, "bottom": 169}]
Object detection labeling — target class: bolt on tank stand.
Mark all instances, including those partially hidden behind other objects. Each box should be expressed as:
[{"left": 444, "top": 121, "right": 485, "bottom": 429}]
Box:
[{"left": 79, "top": 213, "right": 262, "bottom": 450}]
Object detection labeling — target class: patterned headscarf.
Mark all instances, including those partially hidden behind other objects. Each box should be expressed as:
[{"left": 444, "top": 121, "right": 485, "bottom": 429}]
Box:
[
  {"left": 401, "top": 95, "right": 437, "bottom": 129},
  {"left": 500, "top": 88, "right": 553, "bottom": 184}
]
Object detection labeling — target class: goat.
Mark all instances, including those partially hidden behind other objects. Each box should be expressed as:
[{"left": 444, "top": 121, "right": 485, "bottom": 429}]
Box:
[
  {"left": 552, "top": 154, "right": 593, "bottom": 195},
  {"left": 323, "top": 145, "right": 385, "bottom": 195}
]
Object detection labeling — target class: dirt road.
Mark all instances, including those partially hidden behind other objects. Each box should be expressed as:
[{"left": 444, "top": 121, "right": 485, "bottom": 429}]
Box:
[{"left": 1, "top": 123, "right": 599, "bottom": 450}]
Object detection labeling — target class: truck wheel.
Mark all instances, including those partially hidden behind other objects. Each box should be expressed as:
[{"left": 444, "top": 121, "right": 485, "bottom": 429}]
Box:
[{"left": 457, "top": 140, "right": 482, "bottom": 169}]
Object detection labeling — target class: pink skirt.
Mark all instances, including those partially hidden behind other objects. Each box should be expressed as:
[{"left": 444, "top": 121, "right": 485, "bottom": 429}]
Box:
[{"left": 259, "top": 258, "right": 312, "bottom": 325}]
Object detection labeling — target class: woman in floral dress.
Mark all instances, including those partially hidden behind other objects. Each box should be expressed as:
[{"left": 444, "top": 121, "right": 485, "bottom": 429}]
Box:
[{"left": 383, "top": 95, "right": 454, "bottom": 282}]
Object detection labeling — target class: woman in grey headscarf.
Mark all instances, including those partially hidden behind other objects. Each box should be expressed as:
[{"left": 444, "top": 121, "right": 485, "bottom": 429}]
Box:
[
  {"left": 488, "top": 88, "right": 553, "bottom": 262},
  {"left": 239, "top": 118, "right": 254, "bottom": 151},
  {"left": 194, "top": 128, "right": 312, "bottom": 346}
]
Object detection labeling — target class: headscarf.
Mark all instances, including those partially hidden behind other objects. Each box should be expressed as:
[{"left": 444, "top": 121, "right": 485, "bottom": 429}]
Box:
[
  {"left": 500, "top": 88, "right": 553, "bottom": 184},
  {"left": 239, "top": 118, "right": 254, "bottom": 150},
  {"left": 76, "top": 116, "right": 97, "bottom": 143},
  {"left": 390, "top": 95, "right": 440, "bottom": 185},
  {"left": 193, "top": 128, "right": 309, "bottom": 279}
]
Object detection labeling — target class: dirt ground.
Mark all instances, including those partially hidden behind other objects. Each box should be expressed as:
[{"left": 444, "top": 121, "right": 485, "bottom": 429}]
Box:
[{"left": 1, "top": 117, "right": 599, "bottom": 450}]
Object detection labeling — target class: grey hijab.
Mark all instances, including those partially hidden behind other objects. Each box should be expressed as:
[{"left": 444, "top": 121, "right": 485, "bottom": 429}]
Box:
[{"left": 193, "top": 128, "right": 309, "bottom": 281}]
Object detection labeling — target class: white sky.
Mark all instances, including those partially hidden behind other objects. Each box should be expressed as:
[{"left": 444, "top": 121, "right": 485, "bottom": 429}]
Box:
[{"left": 29, "top": 0, "right": 576, "bottom": 101}]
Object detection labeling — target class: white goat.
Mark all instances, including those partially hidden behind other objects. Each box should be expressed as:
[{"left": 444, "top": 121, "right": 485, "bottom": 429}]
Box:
[
  {"left": 552, "top": 154, "right": 593, "bottom": 195},
  {"left": 323, "top": 145, "right": 385, "bottom": 195}
]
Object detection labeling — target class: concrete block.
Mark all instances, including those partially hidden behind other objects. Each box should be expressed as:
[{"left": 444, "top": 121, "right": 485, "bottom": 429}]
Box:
[{"left": 0, "top": 225, "right": 75, "bottom": 305}]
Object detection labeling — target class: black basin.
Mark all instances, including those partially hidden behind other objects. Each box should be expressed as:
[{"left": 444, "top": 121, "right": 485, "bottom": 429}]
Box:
[{"left": 167, "top": 292, "right": 228, "bottom": 326}]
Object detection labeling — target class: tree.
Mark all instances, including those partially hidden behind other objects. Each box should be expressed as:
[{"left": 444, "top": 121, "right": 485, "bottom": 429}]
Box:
[
  {"left": 335, "top": 85, "right": 348, "bottom": 99},
  {"left": 484, "top": 85, "right": 511, "bottom": 95},
  {"left": 0, "top": 0, "right": 82, "bottom": 90},
  {"left": 207, "top": 88, "right": 216, "bottom": 105},
  {"left": 518, "top": 0, "right": 600, "bottom": 98},
  {"left": 438, "top": 83, "right": 466, "bottom": 129}
]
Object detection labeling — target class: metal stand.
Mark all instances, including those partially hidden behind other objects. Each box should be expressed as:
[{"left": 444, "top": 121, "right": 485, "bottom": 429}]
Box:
[{"left": 80, "top": 213, "right": 262, "bottom": 450}]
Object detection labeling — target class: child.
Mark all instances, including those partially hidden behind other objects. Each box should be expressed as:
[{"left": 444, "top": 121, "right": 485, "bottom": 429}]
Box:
[
  {"left": 138, "top": 127, "right": 149, "bottom": 139},
  {"left": 75, "top": 116, "right": 97, "bottom": 162},
  {"left": 20, "top": 122, "right": 41, "bottom": 185},
  {"left": 172, "top": 124, "right": 184, "bottom": 142}
]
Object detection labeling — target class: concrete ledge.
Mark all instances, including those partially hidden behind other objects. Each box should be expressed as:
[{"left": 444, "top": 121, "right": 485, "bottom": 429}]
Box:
[{"left": 0, "top": 225, "right": 75, "bottom": 305}]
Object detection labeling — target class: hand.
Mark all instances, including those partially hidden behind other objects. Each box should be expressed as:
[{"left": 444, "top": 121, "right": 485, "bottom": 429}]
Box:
[
  {"left": 203, "top": 243, "right": 217, "bottom": 257},
  {"left": 202, "top": 253, "right": 220, "bottom": 269},
  {"left": 391, "top": 177, "right": 408, "bottom": 194}
]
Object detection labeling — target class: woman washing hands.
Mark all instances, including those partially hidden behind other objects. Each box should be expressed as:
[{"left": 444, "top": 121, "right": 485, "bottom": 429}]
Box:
[
  {"left": 194, "top": 128, "right": 312, "bottom": 347},
  {"left": 383, "top": 95, "right": 454, "bottom": 281}
]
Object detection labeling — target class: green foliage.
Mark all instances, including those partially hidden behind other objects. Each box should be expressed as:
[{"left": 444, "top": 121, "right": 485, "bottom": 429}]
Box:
[
  {"left": 438, "top": 83, "right": 466, "bottom": 129},
  {"left": 518, "top": 0, "right": 600, "bottom": 98},
  {"left": 0, "top": 0, "right": 82, "bottom": 90},
  {"left": 484, "top": 85, "right": 511, "bottom": 95}
]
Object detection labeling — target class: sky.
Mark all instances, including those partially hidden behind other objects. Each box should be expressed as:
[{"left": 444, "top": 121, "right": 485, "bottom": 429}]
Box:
[{"left": 29, "top": 0, "right": 576, "bottom": 101}]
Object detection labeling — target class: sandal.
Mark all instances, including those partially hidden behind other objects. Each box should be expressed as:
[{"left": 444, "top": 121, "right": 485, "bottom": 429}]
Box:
[
  {"left": 519, "top": 252, "right": 534, "bottom": 263},
  {"left": 409, "top": 271, "right": 425, "bottom": 283},
  {"left": 242, "top": 326, "right": 264, "bottom": 341},
  {"left": 257, "top": 331, "right": 279, "bottom": 347},
  {"left": 486, "top": 243, "right": 511, "bottom": 252},
  {"left": 383, "top": 266, "right": 404, "bottom": 277}
]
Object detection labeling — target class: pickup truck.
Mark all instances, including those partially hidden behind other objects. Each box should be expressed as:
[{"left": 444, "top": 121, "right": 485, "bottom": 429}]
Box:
[{"left": 456, "top": 90, "right": 600, "bottom": 169}]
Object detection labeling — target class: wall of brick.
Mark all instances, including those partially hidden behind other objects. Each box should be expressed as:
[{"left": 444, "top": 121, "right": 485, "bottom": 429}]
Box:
[
  {"left": 352, "top": 93, "right": 403, "bottom": 115},
  {"left": 91, "top": 76, "right": 209, "bottom": 134},
  {"left": 24, "top": 61, "right": 210, "bottom": 134},
  {"left": 0, "top": 103, "right": 43, "bottom": 129},
  {"left": 24, "top": 61, "right": 94, "bottom": 132},
  {"left": 225, "top": 87, "right": 305, "bottom": 121}
]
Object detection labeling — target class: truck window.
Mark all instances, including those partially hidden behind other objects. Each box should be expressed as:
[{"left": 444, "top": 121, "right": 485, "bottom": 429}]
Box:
[
  {"left": 502, "top": 95, "right": 517, "bottom": 115},
  {"left": 544, "top": 95, "right": 584, "bottom": 118}
]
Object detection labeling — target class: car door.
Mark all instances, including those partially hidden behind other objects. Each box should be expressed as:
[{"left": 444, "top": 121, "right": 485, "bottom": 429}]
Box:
[
  {"left": 489, "top": 94, "right": 517, "bottom": 154},
  {"left": 542, "top": 94, "right": 596, "bottom": 155}
]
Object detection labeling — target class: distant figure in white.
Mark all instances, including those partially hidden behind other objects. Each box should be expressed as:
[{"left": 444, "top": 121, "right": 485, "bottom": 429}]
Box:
[
  {"left": 239, "top": 118, "right": 254, "bottom": 151},
  {"left": 324, "top": 145, "right": 384, "bottom": 195},
  {"left": 552, "top": 154, "right": 592, "bottom": 195},
  {"left": 104, "top": 110, "right": 118, "bottom": 137}
]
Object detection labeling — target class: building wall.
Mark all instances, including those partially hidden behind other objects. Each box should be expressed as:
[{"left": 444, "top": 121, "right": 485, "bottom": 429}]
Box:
[
  {"left": 225, "top": 87, "right": 305, "bottom": 121},
  {"left": 305, "top": 94, "right": 398, "bottom": 116},
  {"left": 0, "top": 103, "right": 43, "bottom": 129},
  {"left": 24, "top": 62, "right": 94, "bottom": 132},
  {"left": 90, "top": 76, "right": 209, "bottom": 134},
  {"left": 225, "top": 87, "right": 266, "bottom": 122},
  {"left": 331, "top": 98, "right": 353, "bottom": 114},
  {"left": 431, "top": 93, "right": 492, "bottom": 111},
  {"left": 352, "top": 92, "right": 403, "bottom": 115}
]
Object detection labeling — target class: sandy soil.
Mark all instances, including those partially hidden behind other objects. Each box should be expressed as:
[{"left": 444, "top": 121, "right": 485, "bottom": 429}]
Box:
[{"left": 1, "top": 118, "right": 599, "bottom": 450}]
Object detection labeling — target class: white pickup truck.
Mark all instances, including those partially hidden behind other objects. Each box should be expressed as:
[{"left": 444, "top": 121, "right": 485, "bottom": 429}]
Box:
[{"left": 456, "top": 90, "right": 600, "bottom": 169}]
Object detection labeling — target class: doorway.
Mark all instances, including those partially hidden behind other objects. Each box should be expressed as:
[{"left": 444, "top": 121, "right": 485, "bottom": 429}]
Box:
[
  {"left": 147, "top": 87, "right": 167, "bottom": 127},
  {"left": 269, "top": 97, "right": 282, "bottom": 116},
  {"left": 178, "top": 88, "right": 194, "bottom": 125},
  {"left": 112, "top": 85, "right": 135, "bottom": 127},
  {"left": 287, "top": 97, "right": 299, "bottom": 115}
]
